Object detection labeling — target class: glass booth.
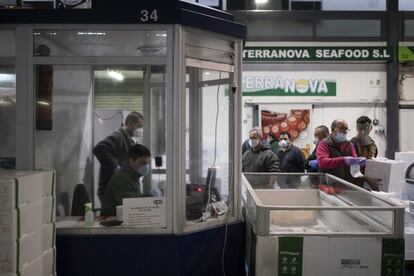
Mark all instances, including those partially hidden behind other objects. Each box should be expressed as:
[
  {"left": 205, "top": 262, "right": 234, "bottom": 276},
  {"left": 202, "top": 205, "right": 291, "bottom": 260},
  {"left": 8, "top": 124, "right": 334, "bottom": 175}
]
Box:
[{"left": 0, "top": 2, "right": 245, "bottom": 235}]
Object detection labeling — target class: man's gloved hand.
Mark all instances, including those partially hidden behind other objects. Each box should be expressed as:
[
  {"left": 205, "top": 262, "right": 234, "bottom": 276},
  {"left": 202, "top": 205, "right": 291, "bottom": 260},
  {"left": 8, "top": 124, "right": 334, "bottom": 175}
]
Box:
[
  {"left": 356, "top": 157, "right": 367, "bottom": 166},
  {"left": 344, "top": 156, "right": 359, "bottom": 166},
  {"left": 309, "top": 160, "right": 318, "bottom": 169},
  {"left": 344, "top": 156, "right": 367, "bottom": 166}
]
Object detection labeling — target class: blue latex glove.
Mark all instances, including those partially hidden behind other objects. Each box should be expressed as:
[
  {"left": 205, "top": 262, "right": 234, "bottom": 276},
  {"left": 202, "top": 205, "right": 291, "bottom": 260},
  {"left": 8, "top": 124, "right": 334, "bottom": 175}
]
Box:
[
  {"left": 343, "top": 156, "right": 359, "bottom": 166},
  {"left": 356, "top": 157, "right": 367, "bottom": 166},
  {"left": 309, "top": 160, "right": 318, "bottom": 169},
  {"left": 344, "top": 156, "right": 367, "bottom": 166}
]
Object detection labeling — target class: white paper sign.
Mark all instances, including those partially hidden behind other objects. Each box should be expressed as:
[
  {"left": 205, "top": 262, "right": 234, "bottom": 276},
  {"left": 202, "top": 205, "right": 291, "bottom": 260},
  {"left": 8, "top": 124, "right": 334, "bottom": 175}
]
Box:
[{"left": 122, "top": 197, "right": 166, "bottom": 228}]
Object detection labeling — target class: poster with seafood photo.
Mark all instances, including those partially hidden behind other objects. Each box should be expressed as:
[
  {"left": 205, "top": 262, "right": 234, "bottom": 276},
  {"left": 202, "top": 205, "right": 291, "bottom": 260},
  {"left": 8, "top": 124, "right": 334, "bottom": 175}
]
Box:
[{"left": 260, "top": 105, "right": 312, "bottom": 157}]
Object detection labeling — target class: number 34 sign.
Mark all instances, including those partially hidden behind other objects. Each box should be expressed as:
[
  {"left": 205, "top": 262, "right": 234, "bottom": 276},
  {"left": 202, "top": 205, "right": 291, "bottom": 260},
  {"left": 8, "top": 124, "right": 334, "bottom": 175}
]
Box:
[{"left": 139, "top": 9, "right": 158, "bottom": 22}]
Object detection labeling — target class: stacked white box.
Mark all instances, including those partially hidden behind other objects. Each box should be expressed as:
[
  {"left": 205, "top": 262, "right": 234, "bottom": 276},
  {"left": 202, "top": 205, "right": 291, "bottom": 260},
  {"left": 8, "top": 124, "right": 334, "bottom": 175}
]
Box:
[
  {"left": 395, "top": 151, "right": 414, "bottom": 176},
  {"left": 365, "top": 159, "right": 406, "bottom": 192},
  {"left": 0, "top": 170, "right": 56, "bottom": 276}
]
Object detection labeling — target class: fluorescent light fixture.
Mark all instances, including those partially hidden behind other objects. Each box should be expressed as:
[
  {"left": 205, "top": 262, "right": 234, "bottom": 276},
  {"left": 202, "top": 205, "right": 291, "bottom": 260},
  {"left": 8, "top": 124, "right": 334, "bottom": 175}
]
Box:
[
  {"left": 107, "top": 70, "right": 124, "bottom": 81},
  {"left": 77, "top": 32, "right": 106, "bottom": 36},
  {"left": 255, "top": 0, "right": 268, "bottom": 3},
  {"left": 0, "top": 73, "right": 16, "bottom": 82},
  {"left": 37, "top": 101, "right": 50, "bottom": 106}
]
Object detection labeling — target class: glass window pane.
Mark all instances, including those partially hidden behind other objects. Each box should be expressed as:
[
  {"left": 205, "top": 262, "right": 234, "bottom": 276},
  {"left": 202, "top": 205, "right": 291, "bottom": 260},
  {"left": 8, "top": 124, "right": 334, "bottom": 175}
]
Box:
[
  {"left": 185, "top": 67, "right": 233, "bottom": 222},
  {"left": 0, "top": 30, "right": 15, "bottom": 56},
  {"left": 33, "top": 29, "right": 167, "bottom": 57},
  {"left": 405, "top": 20, "right": 414, "bottom": 37},
  {"left": 0, "top": 67, "right": 16, "bottom": 169},
  {"left": 94, "top": 66, "right": 145, "bottom": 110},
  {"left": 248, "top": 19, "right": 313, "bottom": 38},
  {"left": 322, "top": 0, "right": 386, "bottom": 11},
  {"left": 186, "top": 31, "right": 234, "bottom": 65},
  {"left": 316, "top": 20, "right": 381, "bottom": 37},
  {"left": 34, "top": 65, "right": 93, "bottom": 217},
  {"left": 400, "top": 0, "right": 414, "bottom": 11}
]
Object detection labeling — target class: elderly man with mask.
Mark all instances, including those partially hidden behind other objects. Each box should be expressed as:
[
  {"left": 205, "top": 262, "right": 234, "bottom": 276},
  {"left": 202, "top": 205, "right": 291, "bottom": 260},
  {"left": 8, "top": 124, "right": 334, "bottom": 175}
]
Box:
[
  {"left": 317, "top": 119, "right": 379, "bottom": 191},
  {"left": 242, "top": 127, "right": 279, "bottom": 173},
  {"left": 350, "top": 116, "right": 378, "bottom": 160},
  {"left": 242, "top": 127, "right": 279, "bottom": 189}
]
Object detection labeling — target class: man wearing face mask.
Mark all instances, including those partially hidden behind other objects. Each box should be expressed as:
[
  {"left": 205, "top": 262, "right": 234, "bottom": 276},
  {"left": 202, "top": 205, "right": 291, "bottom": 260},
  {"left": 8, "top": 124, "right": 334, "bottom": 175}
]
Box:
[
  {"left": 93, "top": 111, "right": 144, "bottom": 204},
  {"left": 304, "top": 125, "right": 329, "bottom": 172},
  {"left": 350, "top": 116, "right": 378, "bottom": 160},
  {"left": 275, "top": 131, "right": 306, "bottom": 188},
  {"left": 317, "top": 119, "right": 368, "bottom": 186},
  {"left": 101, "top": 144, "right": 151, "bottom": 216},
  {"left": 277, "top": 131, "right": 306, "bottom": 173},
  {"left": 242, "top": 128, "right": 279, "bottom": 173}
]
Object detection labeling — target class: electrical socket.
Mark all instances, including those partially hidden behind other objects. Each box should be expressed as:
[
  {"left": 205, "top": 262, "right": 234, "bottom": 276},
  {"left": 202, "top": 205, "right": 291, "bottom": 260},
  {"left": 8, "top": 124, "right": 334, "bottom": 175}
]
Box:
[{"left": 374, "top": 126, "right": 385, "bottom": 135}]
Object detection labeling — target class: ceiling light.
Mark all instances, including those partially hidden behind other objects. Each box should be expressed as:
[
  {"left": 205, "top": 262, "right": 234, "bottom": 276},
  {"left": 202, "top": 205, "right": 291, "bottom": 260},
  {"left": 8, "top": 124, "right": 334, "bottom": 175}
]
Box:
[
  {"left": 255, "top": 0, "right": 268, "bottom": 3},
  {"left": 107, "top": 70, "right": 124, "bottom": 81},
  {"left": 37, "top": 101, "right": 50, "bottom": 106},
  {"left": 0, "top": 73, "right": 15, "bottom": 82}
]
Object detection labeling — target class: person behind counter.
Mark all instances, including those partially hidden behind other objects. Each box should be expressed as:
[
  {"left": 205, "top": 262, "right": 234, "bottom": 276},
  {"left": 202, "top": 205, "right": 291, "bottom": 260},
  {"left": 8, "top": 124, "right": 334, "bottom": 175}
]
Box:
[
  {"left": 101, "top": 144, "right": 151, "bottom": 217},
  {"left": 304, "top": 125, "right": 329, "bottom": 172},
  {"left": 316, "top": 119, "right": 379, "bottom": 191},
  {"left": 350, "top": 116, "right": 378, "bottom": 160},
  {"left": 93, "top": 111, "right": 144, "bottom": 204}
]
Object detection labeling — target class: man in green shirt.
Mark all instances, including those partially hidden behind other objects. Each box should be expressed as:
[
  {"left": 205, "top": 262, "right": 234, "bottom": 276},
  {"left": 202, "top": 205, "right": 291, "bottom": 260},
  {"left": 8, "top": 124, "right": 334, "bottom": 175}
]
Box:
[{"left": 101, "top": 144, "right": 152, "bottom": 216}]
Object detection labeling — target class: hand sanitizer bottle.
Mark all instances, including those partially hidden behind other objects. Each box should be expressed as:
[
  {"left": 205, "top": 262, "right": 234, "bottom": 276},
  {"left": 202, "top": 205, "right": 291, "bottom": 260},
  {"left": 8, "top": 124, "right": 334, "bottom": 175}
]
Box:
[{"left": 84, "top": 203, "right": 94, "bottom": 227}]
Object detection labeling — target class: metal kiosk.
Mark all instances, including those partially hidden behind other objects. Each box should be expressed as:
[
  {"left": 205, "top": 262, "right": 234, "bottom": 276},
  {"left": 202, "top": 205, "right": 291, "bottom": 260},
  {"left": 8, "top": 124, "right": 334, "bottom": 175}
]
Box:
[{"left": 0, "top": 1, "right": 246, "bottom": 275}]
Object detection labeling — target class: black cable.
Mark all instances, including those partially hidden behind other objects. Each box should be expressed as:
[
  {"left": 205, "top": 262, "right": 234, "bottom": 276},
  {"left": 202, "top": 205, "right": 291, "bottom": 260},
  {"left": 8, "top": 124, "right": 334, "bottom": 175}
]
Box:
[
  {"left": 94, "top": 111, "right": 123, "bottom": 121},
  {"left": 212, "top": 72, "right": 222, "bottom": 166}
]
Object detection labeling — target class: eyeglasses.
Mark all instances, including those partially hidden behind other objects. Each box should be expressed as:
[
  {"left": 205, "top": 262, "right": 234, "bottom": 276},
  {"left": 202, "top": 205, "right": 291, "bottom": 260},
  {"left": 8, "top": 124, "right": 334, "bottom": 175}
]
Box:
[{"left": 336, "top": 126, "right": 349, "bottom": 131}]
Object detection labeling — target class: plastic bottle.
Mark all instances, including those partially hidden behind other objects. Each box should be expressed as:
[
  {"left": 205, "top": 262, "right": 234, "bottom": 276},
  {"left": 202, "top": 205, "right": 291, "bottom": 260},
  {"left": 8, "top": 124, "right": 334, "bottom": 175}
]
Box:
[{"left": 84, "top": 203, "right": 94, "bottom": 227}]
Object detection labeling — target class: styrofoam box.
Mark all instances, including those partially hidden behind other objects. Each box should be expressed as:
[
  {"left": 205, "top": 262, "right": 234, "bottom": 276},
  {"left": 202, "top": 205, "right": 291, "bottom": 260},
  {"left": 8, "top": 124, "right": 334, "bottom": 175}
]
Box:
[
  {"left": 395, "top": 151, "right": 414, "bottom": 174},
  {"left": 0, "top": 223, "right": 55, "bottom": 273},
  {"left": 0, "top": 247, "right": 56, "bottom": 276},
  {"left": 0, "top": 196, "right": 55, "bottom": 242},
  {"left": 255, "top": 235, "right": 382, "bottom": 276},
  {"left": 364, "top": 159, "right": 406, "bottom": 192},
  {"left": 0, "top": 170, "right": 55, "bottom": 210}
]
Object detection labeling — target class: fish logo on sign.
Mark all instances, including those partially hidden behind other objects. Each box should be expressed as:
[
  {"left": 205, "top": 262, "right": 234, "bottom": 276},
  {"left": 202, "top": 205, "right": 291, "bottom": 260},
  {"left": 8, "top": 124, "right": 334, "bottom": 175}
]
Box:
[{"left": 153, "top": 199, "right": 163, "bottom": 205}]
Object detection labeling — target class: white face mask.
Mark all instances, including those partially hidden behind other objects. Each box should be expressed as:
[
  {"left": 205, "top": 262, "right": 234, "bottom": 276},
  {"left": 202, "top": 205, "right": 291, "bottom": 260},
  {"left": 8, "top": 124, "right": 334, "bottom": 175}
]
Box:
[
  {"left": 250, "top": 138, "right": 260, "bottom": 148},
  {"left": 279, "top": 140, "right": 290, "bottom": 149},
  {"left": 137, "top": 164, "right": 150, "bottom": 176},
  {"left": 313, "top": 137, "right": 319, "bottom": 145},
  {"left": 133, "top": 128, "right": 143, "bottom": 138},
  {"left": 335, "top": 132, "right": 347, "bottom": 143}
]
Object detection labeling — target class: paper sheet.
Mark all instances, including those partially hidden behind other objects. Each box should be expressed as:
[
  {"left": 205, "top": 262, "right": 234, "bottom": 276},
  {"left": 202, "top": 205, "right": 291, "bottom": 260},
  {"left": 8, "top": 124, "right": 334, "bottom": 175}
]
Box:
[{"left": 350, "top": 165, "right": 364, "bottom": 178}]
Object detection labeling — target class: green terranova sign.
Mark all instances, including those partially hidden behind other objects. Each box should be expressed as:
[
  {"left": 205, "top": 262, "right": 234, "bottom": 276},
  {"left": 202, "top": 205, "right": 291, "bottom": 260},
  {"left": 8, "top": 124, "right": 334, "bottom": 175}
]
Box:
[
  {"left": 243, "top": 47, "right": 391, "bottom": 62},
  {"left": 242, "top": 76, "right": 336, "bottom": 96},
  {"left": 399, "top": 46, "right": 414, "bottom": 61}
]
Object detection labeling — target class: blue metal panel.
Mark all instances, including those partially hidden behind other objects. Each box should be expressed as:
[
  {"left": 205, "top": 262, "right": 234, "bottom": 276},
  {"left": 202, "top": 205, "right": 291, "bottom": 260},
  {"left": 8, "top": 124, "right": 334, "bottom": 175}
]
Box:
[{"left": 56, "top": 222, "right": 246, "bottom": 276}]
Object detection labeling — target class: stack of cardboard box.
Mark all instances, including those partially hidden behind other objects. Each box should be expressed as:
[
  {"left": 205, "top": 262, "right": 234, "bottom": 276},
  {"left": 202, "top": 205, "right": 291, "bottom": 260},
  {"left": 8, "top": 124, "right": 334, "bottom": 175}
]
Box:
[{"left": 0, "top": 170, "right": 56, "bottom": 276}]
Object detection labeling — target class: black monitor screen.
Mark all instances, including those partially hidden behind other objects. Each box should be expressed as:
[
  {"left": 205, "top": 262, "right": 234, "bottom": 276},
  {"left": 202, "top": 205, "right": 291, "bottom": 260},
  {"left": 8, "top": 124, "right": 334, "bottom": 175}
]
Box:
[{"left": 202, "top": 166, "right": 221, "bottom": 206}]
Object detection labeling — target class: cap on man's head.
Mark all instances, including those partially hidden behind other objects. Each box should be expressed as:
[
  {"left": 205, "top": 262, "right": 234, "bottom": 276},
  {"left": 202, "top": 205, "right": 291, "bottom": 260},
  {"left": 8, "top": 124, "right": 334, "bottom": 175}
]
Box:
[{"left": 125, "top": 111, "right": 144, "bottom": 125}]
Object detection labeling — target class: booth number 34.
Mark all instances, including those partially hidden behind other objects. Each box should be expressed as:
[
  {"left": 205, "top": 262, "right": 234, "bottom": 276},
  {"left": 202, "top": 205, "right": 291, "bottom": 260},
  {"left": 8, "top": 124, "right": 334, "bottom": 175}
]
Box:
[{"left": 139, "top": 10, "right": 159, "bottom": 22}]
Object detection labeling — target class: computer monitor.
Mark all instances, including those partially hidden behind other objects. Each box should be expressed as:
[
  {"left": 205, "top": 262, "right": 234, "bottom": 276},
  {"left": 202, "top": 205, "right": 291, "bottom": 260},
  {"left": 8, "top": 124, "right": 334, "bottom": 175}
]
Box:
[{"left": 202, "top": 166, "right": 221, "bottom": 207}]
